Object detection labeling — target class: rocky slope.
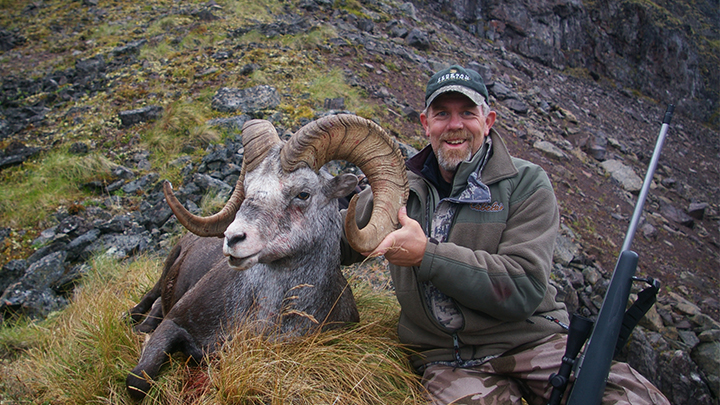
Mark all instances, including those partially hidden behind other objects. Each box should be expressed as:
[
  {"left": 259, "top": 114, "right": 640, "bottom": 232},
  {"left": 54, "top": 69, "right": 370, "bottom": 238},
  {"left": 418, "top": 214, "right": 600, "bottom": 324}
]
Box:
[
  {"left": 426, "top": 0, "right": 720, "bottom": 127},
  {"left": 0, "top": 0, "right": 718, "bottom": 403}
]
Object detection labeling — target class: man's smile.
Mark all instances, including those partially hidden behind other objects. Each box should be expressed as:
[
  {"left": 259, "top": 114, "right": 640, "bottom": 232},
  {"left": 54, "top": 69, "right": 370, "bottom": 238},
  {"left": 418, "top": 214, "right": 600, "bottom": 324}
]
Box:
[{"left": 444, "top": 139, "right": 467, "bottom": 146}]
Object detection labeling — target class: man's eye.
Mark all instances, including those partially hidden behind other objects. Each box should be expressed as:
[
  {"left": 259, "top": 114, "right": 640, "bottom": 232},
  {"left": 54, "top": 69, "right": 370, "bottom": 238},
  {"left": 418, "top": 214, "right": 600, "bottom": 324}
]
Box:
[{"left": 296, "top": 192, "right": 310, "bottom": 200}]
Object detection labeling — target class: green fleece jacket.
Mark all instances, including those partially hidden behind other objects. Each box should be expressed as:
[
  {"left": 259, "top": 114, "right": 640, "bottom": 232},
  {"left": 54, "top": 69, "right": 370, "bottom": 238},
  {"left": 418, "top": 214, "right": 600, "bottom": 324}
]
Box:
[{"left": 342, "top": 129, "right": 568, "bottom": 370}]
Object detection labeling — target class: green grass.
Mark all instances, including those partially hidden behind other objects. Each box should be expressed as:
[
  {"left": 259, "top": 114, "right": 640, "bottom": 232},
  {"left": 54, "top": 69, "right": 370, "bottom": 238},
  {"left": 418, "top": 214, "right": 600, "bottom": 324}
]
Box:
[
  {"left": 0, "top": 150, "right": 116, "bottom": 228},
  {"left": 219, "top": 0, "right": 287, "bottom": 23},
  {"left": 0, "top": 254, "right": 425, "bottom": 404},
  {"left": 142, "top": 99, "right": 220, "bottom": 158}
]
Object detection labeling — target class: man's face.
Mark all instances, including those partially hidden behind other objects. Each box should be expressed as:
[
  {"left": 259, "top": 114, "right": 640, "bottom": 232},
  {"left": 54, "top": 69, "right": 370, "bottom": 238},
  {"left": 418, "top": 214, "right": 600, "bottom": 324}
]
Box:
[{"left": 420, "top": 92, "right": 496, "bottom": 181}]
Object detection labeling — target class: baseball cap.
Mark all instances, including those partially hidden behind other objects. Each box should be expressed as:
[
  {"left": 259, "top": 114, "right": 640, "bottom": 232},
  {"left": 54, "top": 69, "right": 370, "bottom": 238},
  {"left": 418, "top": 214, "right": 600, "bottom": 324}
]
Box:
[{"left": 425, "top": 65, "right": 489, "bottom": 108}]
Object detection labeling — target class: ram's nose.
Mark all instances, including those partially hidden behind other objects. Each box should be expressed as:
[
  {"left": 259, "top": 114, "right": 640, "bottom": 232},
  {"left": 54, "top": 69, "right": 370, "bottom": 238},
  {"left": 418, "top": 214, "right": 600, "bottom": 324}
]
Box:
[{"left": 225, "top": 231, "right": 247, "bottom": 248}]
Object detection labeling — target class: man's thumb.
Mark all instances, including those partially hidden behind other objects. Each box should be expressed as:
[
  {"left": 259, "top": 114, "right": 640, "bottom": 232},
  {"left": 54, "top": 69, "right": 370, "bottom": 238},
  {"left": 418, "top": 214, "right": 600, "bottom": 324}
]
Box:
[{"left": 397, "top": 206, "right": 409, "bottom": 225}]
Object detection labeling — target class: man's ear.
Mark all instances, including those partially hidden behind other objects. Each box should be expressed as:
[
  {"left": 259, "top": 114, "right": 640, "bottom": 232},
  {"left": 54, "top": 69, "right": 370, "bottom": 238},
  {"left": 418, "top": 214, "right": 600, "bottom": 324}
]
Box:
[
  {"left": 485, "top": 110, "right": 496, "bottom": 133},
  {"left": 420, "top": 112, "right": 429, "bottom": 134}
]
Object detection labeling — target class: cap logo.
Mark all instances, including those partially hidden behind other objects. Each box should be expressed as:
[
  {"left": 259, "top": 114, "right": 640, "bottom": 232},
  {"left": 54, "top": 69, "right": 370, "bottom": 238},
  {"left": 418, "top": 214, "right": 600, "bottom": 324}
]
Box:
[{"left": 437, "top": 69, "right": 470, "bottom": 84}]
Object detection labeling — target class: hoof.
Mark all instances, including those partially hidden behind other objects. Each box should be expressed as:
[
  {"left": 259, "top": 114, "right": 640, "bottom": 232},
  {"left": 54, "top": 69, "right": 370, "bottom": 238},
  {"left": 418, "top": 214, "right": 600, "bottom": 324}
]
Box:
[{"left": 126, "top": 372, "right": 151, "bottom": 401}]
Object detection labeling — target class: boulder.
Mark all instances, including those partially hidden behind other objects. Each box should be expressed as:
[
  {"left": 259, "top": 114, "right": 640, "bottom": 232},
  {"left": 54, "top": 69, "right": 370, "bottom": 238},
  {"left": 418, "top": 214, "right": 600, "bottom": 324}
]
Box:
[
  {"left": 600, "top": 159, "right": 643, "bottom": 193},
  {"left": 211, "top": 86, "right": 281, "bottom": 114}
]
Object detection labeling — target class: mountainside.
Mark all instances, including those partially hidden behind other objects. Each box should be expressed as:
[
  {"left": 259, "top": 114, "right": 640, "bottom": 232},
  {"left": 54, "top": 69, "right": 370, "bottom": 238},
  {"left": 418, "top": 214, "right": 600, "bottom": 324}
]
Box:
[{"left": 0, "top": 0, "right": 718, "bottom": 403}]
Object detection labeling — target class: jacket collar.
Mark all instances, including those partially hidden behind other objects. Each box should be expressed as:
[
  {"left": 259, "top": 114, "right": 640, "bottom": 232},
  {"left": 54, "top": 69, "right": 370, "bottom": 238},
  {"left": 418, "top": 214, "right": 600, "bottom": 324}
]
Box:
[{"left": 480, "top": 128, "right": 518, "bottom": 185}]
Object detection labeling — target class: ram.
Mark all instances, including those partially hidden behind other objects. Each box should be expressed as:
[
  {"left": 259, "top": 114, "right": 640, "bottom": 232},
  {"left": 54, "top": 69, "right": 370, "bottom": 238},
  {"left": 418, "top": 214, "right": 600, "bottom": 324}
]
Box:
[{"left": 126, "top": 114, "right": 409, "bottom": 400}]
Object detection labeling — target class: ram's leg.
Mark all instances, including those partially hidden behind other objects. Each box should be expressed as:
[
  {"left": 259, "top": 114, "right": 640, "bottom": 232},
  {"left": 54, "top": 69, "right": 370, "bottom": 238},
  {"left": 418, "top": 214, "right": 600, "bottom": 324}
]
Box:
[
  {"left": 127, "top": 243, "right": 182, "bottom": 324},
  {"left": 133, "top": 297, "right": 164, "bottom": 333},
  {"left": 128, "top": 288, "right": 162, "bottom": 324},
  {"left": 126, "top": 320, "right": 203, "bottom": 400}
]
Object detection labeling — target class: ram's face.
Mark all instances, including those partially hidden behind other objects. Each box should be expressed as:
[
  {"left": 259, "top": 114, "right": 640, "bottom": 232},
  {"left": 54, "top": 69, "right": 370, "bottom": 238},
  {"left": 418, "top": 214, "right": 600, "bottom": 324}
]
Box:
[{"left": 222, "top": 157, "right": 357, "bottom": 271}]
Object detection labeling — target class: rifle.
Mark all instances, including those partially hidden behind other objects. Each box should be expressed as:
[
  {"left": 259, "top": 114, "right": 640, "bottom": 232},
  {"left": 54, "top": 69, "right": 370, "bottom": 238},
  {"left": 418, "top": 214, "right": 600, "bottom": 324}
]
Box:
[{"left": 548, "top": 104, "right": 674, "bottom": 405}]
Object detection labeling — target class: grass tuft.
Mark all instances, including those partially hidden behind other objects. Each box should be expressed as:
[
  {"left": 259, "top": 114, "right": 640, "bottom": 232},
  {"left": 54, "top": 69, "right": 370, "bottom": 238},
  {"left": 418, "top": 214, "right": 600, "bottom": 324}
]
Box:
[{"left": 143, "top": 100, "right": 219, "bottom": 158}]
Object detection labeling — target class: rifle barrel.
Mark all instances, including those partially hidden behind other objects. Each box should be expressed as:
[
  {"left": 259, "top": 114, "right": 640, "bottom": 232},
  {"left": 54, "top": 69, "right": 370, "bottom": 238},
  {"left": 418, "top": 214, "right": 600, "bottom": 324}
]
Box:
[{"left": 622, "top": 104, "right": 675, "bottom": 252}]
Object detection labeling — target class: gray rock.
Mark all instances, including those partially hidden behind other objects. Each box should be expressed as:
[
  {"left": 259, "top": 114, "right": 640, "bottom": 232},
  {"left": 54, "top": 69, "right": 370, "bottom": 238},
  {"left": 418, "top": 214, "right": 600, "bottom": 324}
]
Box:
[
  {"left": 192, "top": 173, "right": 232, "bottom": 198},
  {"left": 580, "top": 130, "right": 609, "bottom": 161},
  {"left": 698, "top": 329, "right": 720, "bottom": 343},
  {"left": 65, "top": 229, "right": 101, "bottom": 262},
  {"left": 405, "top": 28, "right": 429, "bottom": 50},
  {"left": 143, "top": 200, "right": 174, "bottom": 227},
  {"left": 0, "top": 28, "right": 26, "bottom": 51},
  {"left": 118, "top": 105, "right": 163, "bottom": 128},
  {"left": 26, "top": 240, "right": 68, "bottom": 264},
  {"left": 0, "top": 142, "right": 42, "bottom": 170},
  {"left": 657, "top": 349, "right": 715, "bottom": 405},
  {"left": 75, "top": 55, "right": 106, "bottom": 78},
  {"left": 56, "top": 215, "right": 90, "bottom": 237},
  {"left": 503, "top": 98, "right": 530, "bottom": 114},
  {"left": 357, "top": 18, "right": 375, "bottom": 33},
  {"left": 622, "top": 329, "right": 664, "bottom": 384},
  {"left": 489, "top": 82, "right": 518, "bottom": 100},
  {"left": 687, "top": 202, "right": 708, "bottom": 220},
  {"left": 98, "top": 214, "right": 132, "bottom": 234},
  {"left": 678, "top": 330, "right": 700, "bottom": 350},
  {"left": 553, "top": 233, "right": 579, "bottom": 266},
  {"left": 84, "top": 233, "right": 149, "bottom": 260},
  {"left": 640, "top": 222, "right": 657, "bottom": 240},
  {"left": 112, "top": 39, "right": 147, "bottom": 57},
  {"left": 122, "top": 173, "right": 159, "bottom": 195},
  {"left": 207, "top": 115, "right": 251, "bottom": 132},
  {"left": 387, "top": 20, "right": 409, "bottom": 38},
  {"left": 211, "top": 86, "right": 281, "bottom": 114},
  {"left": 112, "top": 165, "right": 136, "bottom": 180},
  {"left": 581, "top": 267, "right": 601, "bottom": 285},
  {"left": 0, "top": 260, "right": 27, "bottom": 292},
  {"left": 324, "top": 97, "right": 345, "bottom": 110},
  {"left": 692, "top": 313, "right": 720, "bottom": 333},
  {"left": 533, "top": 140, "right": 567, "bottom": 160},
  {"left": 398, "top": 2, "right": 419, "bottom": 21},
  {"left": 20, "top": 251, "right": 68, "bottom": 290},
  {"left": 0, "top": 285, "right": 68, "bottom": 319},
  {"left": 599, "top": 160, "right": 643, "bottom": 193},
  {"left": 660, "top": 202, "right": 695, "bottom": 228}
]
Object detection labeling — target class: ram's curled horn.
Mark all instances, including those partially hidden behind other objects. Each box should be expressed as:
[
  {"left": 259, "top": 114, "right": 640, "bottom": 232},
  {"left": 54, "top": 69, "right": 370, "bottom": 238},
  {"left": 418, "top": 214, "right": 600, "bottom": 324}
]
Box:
[
  {"left": 163, "top": 120, "right": 282, "bottom": 237},
  {"left": 280, "top": 114, "right": 409, "bottom": 253}
]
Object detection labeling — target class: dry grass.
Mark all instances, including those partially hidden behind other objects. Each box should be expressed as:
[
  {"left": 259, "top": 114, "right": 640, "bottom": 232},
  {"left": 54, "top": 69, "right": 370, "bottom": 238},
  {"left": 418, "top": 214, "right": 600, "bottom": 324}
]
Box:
[{"left": 0, "top": 254, "right": 425, "bottom": 404}]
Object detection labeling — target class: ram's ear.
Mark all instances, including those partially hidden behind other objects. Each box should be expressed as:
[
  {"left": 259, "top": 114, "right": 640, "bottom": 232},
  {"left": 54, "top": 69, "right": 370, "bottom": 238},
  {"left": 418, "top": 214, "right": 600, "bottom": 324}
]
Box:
[{"left": 324, "top": 173, "right": 359, "bottom": 200}]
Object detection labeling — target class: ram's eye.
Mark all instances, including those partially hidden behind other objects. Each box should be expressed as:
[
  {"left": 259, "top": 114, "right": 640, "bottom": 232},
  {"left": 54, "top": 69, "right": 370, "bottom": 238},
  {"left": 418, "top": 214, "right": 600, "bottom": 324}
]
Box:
[{"left": 296, "top": 192, "right": 310, "bottom": 200}]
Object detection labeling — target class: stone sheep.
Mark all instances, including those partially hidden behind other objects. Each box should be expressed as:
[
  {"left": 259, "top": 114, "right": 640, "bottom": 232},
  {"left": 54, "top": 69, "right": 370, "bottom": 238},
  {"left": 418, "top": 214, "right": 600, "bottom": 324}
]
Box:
[{"left": 125, "top": 114, "right": 409, "bottom": 400}]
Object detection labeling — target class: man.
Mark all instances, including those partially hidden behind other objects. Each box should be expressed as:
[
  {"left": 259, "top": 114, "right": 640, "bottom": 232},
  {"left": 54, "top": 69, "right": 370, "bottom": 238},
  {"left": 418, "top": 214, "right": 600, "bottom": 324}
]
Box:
[{"left": 342, "top": 65, "right": 669, "bottom": 404}]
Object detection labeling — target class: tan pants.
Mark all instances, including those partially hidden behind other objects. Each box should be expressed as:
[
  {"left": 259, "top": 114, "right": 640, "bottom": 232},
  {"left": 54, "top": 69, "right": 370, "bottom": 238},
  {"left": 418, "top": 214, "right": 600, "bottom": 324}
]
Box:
[{"left": 421, "top": 333, "right": 669, "bottom": 405}]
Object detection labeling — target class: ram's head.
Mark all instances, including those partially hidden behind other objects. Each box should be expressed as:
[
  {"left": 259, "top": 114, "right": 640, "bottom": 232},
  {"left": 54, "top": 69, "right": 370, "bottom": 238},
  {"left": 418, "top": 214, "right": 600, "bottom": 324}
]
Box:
[{"left": 163, "top": 114, "right": 409, "bottom": 265}]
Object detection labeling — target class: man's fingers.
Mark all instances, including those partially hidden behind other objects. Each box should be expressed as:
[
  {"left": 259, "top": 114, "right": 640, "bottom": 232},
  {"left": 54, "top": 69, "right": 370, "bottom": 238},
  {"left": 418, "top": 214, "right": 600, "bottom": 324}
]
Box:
[{"left": 364, "top": 235, "right": 393, "bottom": 257}]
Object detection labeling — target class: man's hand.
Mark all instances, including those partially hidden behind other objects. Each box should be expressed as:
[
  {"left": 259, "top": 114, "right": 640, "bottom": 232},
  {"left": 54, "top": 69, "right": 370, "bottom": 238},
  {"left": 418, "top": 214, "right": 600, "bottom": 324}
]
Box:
[{"left": 364, "top": 206, "right": 427, "bottom": 267}]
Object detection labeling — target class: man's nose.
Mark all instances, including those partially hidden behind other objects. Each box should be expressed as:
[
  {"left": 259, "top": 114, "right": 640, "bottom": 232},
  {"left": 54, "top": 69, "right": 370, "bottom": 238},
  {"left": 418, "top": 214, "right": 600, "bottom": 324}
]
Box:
[{"left": 448, "top": 113, "right": 464, "bottom": 130}]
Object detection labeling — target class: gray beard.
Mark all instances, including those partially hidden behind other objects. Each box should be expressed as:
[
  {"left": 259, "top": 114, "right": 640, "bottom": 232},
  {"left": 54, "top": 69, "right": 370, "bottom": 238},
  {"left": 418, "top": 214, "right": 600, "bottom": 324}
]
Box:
[{"left": 437, "top": 148, "right": 472, "bottom": 174}]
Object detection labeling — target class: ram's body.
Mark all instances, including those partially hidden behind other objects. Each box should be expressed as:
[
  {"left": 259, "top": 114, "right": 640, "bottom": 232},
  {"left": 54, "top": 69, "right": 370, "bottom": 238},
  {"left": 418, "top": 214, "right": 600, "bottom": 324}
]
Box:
[{"left": 126, "top": 115, "right": 408, "bottom": 400}]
